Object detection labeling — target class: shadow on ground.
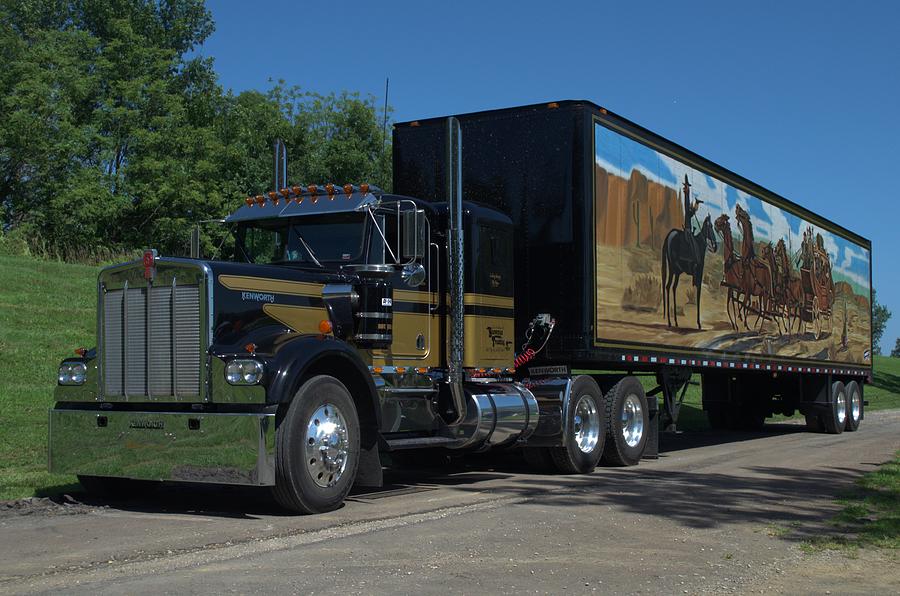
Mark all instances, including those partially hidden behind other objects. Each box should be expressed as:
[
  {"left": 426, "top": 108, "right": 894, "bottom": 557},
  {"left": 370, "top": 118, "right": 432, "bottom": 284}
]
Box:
[{"left": 21, "top": 422, "right": 862, "bottom": 541}]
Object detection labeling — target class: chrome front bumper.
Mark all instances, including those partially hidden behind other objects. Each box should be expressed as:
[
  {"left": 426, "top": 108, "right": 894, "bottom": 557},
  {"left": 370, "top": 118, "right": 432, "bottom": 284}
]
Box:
[{"left": 48, "top": 408, "right": 276, "bottom": 485}]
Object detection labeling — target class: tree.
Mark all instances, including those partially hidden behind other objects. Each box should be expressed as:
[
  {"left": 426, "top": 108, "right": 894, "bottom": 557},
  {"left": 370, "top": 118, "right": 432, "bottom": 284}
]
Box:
[
  {"left": 0, "top": 1, "right": 392, "bottom": 260},
  {"left": 891, "top": 337, "right": 900, "bottom": 358},
  {"left": 872, "top": 289, "right": 891, "bottom": 355}
]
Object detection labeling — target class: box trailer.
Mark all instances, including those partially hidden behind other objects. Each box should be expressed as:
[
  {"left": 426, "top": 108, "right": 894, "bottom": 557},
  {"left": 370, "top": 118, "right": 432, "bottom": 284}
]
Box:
[{"left": 49, "top": 100, "right": 872, "bottom": 513}]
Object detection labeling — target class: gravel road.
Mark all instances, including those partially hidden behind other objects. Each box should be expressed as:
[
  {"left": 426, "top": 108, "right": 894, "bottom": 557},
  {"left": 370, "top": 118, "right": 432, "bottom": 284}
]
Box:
[{"left": 1, "top": 410, "right": 898, "bottom": 595}]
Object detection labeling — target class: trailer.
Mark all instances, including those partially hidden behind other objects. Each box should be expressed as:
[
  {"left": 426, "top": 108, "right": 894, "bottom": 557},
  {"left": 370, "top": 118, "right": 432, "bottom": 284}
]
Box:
[{"left": 49, "top": 100, "right": 873, "bottom": 513}]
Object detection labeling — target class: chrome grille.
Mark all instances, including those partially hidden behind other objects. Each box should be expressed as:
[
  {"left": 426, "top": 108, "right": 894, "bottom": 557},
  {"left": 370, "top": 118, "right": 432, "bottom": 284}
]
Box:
[{"left": 103, "top": 282, "right": 201, "bottom": 398}]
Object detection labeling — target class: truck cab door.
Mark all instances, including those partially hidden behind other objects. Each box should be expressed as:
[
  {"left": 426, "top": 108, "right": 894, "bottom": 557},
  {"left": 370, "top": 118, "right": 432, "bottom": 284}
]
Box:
[{"left": 371, "top": 207, "right": 437, "bottom": 364}]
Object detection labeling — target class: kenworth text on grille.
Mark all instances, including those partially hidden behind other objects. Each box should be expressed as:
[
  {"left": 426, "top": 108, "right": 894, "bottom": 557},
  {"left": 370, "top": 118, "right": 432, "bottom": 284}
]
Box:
[{"left": 49, "top": 101, "right": 874, "bottom": 513}]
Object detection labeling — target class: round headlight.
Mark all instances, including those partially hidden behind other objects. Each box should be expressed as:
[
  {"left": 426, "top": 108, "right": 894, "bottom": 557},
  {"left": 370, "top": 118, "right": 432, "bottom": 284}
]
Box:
[
  {"left": 58, "top": 363, "right": 72, "bottom": 384},
  {"left": 225, "top": 360, "right": 244, "bottom": 384},
  {"left": 241, "top": 360, "right": 263, "bottom": 384},
  {"left": 70, "top": 362, "right": 87, "bottom": 384}
]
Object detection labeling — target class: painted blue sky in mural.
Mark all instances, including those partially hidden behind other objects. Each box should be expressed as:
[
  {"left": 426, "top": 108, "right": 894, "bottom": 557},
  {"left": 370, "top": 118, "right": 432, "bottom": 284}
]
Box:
[{"left": 595, "top": 124, "right": 871, "bottom": 294}]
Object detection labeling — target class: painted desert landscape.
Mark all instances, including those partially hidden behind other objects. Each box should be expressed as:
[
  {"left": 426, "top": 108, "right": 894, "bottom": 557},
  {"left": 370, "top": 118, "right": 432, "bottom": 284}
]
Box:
[{"left": 593, "top": 123, "right": 872, "bottom": 365}]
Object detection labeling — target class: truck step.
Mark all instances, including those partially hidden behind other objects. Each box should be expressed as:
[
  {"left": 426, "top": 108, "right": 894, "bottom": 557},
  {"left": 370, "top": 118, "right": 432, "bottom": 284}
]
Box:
[{"left": 385, "top": 436, "right": 459, "bottom": 451}]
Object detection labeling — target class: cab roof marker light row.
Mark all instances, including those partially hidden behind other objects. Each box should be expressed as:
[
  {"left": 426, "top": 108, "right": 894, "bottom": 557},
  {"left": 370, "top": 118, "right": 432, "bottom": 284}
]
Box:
[{"left": 243, "top": 183, "right": 376, "bottom": 207}]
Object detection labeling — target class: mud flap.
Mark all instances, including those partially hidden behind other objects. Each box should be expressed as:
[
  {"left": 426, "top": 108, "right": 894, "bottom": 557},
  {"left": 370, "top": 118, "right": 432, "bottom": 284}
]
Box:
[
  {"left": 642, "top": 396, "right": 660, "bottom": 459},
  {"left": 354, "top": 444, "right": 384, "bottom": 488}
]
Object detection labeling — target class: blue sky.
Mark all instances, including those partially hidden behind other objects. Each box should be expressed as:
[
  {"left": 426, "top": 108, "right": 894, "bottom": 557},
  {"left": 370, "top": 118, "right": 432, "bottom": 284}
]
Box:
[{"left": 199, "top": 0, "right": 900, "bottom": 353}]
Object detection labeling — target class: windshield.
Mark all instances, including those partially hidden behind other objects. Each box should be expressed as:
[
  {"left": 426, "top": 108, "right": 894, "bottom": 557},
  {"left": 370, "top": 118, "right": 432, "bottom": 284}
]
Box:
[{"left": 236, "top": 213, "right": 366, "bottom": 265}]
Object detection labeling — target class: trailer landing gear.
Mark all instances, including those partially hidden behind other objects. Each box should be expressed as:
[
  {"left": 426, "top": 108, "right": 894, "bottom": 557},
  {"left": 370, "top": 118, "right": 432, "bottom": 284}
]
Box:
[{"left": 649, "top": 367, "right": 693, "bottom": 432}]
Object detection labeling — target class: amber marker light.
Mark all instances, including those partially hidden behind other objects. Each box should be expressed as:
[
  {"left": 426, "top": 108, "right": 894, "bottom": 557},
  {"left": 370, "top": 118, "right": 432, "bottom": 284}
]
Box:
[
  {"left": 360, "top": 183, "right": 370, "bottom": 195},
  {"left": 416, "top": 367, "right": 428, "bottom": 374},
  {"left": 268, "top": 191, "right": 280, "bottom": 205},
  {"left": 255, "top": 195, "right": 266, "bottom": 206},
  {"left": 491, "top": 368, "right": 502, "bottom": 374},
  {"left": 244, "top": 343, "right": 257, "bottom": 354},
  {"left": 547, "top": 102, "right": 559, "bottom": 109},
  {"left": 325, "top": 183, "right": 336, "bottom": 199},
  {"left": 395, "top": 367, "right": 407, "bottom": 374},
  {"left": 318, "top": 319, "right": 333, "bottom": 334},
  {"left": 343, "top": 183, "right": 353, "bottom": 197},
  {"left": 373, "top": 367, "right": 383, "bottom": 374},
  {"left": 245, "top": 197, "right": 254, "bottom": 207},
  {"left": 75, "top": 347, "right": 88, "bottom": 357}
]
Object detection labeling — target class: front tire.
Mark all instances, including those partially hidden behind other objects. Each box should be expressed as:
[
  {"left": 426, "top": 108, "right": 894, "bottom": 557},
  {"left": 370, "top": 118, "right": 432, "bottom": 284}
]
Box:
[
  {"left": 549, "top": 376, "right": 606, "bottom": 473},
  {"left": 273, "top": 375, "right": 360, "bottom": 514},
  {"left": 601, "top": 376, "right": 650, "bottom": 466}
]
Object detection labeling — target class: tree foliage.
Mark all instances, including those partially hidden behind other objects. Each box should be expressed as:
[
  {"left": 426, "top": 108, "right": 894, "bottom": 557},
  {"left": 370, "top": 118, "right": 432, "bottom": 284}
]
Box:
[
  {"left": 0, "top": 0, "right": 391, "bottom": 260},
  {"left": 872, "top": 289, "right": 891, "bottom": 355}
]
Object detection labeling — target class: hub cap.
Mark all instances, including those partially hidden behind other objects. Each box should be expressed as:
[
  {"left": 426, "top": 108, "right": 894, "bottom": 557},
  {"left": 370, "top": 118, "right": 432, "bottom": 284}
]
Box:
[
  {"left": 572, "top": 394, "right": 601, "bottom": 454},
  {"left": 622, "top": 394, "right": 644, "bottom": 448},
  {"left": 305, "top": 403, "right": 349, "bottom": 488},
  {"left": 835, "top": 391, "right": 847, "bottom": 426},
  {"left": 850, "top": 389, "right": 861, "bottom": 422}
]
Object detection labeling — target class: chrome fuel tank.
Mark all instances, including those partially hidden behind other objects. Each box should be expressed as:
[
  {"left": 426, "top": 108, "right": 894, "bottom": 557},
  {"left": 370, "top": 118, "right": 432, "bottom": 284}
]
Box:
[{"left": 450, "top": 382, "right": 539, "bottom": 450}]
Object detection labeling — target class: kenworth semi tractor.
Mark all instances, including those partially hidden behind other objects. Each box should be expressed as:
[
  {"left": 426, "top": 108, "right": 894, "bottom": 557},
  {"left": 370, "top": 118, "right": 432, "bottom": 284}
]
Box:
[{"left": 49, "top": 101, "right": 873, "bottom": 513}]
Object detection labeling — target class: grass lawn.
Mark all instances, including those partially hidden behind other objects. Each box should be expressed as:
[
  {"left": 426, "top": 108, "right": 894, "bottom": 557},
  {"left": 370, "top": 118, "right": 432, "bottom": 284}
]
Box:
[
  {"left": 804, "top": 451, "right": 900, "bottom": 551},
  {"left": 0, "top": 253, "right": 898, "bottom": 500},
  {"left": 0, "top": 255, "right": 97, "bottom": 499}
]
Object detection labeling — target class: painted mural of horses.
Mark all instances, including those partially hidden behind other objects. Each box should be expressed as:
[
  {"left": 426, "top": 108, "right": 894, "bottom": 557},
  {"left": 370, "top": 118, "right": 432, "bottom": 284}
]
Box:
[
  {"left": 734, "top": 204, "right": 774, "bottom": 330},
  {"left": 661, "top": 214, "right": 718, "bottom": 330},
  {"left": 714, "top": 213, "right": 745, "bottom": 331}
]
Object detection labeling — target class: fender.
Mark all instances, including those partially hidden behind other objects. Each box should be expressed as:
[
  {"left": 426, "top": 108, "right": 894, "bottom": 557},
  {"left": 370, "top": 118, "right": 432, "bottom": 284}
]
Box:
[{"left": 266, "top": 335, "right": 379, "bottom": 414}]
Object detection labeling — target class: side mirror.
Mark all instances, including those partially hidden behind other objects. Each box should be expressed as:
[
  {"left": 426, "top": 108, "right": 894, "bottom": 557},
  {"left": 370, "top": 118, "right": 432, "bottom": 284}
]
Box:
[
  {"left": 401, "top": 210, "right": 426, "bottom": 260},
  {"left": 190, "top": 225, "right": 201, "bottom": 259},
  {"left": 401, "top": 262, "right": 426, "bottom": 287}
]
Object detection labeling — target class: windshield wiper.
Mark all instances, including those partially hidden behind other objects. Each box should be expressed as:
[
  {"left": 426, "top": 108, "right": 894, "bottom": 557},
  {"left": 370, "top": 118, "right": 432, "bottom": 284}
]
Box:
[{"left": 293, "top": 226, "right": 324, "bottom": 268}]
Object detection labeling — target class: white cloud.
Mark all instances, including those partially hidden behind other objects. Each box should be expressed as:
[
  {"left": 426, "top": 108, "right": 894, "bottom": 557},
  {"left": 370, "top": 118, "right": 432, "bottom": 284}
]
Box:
[{"left": 841, "top": 245, "right": 865, "bottom": 270}]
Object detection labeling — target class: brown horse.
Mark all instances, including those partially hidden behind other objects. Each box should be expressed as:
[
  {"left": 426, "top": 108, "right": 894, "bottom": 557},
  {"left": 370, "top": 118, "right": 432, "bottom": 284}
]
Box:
[
  {"left": 775, "top": 239, "right": 803, "bottom": 335},
  {"left": 734, "top": 204, "right": 774, "bottom": 331},
  {"left": 714, "top": 213, "right": 745, "bottom": 331}
]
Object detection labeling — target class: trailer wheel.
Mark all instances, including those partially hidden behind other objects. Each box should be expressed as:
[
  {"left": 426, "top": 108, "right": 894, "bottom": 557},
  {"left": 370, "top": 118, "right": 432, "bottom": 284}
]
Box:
[
  {"left": 601, "top": 376, "right": 650, "bottom": 466},
  {"left": 844, "top": 381, "right": 862, "bottom": 432},
  {"left": 77, "top": 475, "right": 158, "bottom": 500},
  {"left": 821, "top": 381, "right": 847, "bottom": 435},
  {"left": 549, "top": 376, "right": 606, "bottom": 474},
  {"left": 273, "top": 375, "right": 360, "bottom": 514}
]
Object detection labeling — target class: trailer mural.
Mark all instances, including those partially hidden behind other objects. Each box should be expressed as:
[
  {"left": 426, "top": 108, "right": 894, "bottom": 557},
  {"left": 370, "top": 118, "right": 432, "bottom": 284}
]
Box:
[{"left": 594, "top": 122, "right": 872, "bottom": 365}]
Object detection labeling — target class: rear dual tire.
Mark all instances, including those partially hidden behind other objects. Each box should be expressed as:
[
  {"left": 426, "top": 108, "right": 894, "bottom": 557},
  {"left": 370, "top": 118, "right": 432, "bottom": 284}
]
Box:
[
  {"left": 601, "top": 376, "right": 650, "bottom": 467},
  {"left": 548, "top": 376, "right": 607, "bottom": 473}
]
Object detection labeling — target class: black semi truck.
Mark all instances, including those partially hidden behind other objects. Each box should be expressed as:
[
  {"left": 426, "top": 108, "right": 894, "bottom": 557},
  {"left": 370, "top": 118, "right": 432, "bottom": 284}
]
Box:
[{"left": 50, "top": 101, "right": 873, "bottom": 513}]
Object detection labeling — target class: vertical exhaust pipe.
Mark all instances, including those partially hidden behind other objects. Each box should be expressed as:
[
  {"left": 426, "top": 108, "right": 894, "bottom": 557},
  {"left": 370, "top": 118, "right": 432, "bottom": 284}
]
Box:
[
  {"left": 273, "top": 139, "right": 287, "bottom": 192},
  {"left": 446, "top": 117, "right": 466, "bottom": 425}
]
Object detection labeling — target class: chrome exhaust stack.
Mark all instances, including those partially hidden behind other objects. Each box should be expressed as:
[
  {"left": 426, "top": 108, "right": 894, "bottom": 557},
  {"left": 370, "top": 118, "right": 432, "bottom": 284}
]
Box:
[
  {"left": 273, "top": 138, "right": 287, "bottom": 192},
  {"left": 446, "top": 117, "right": 467, "bottom": 426}
]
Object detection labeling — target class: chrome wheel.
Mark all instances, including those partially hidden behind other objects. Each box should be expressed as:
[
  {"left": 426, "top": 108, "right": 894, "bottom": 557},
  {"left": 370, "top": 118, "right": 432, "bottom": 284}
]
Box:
[
  {"left": 305, "top": 403, "right": 349, "bottom": 488},
  {"left": 835, "top": 390, "right": 847, "bottom": 426},
  {"left": 850, "top": 389, "right": 861, "bottom": 422},
  {"left": 572, "top": 394, "right": 601, "bottom": 454},
  {"left": 622, "top": 394, "right": 644, "bottom": 448}
]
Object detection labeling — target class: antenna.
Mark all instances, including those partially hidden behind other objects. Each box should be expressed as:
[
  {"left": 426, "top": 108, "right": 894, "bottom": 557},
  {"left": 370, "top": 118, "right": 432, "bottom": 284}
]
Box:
[{"left": 382, "top": 77, "right": 389, "bottom": 156}]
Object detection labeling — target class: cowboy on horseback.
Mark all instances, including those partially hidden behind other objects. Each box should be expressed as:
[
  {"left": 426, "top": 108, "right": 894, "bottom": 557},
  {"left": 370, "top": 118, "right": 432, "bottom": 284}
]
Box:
[{"left": 682, "top": 175, "right": 704, "bottom": 267}]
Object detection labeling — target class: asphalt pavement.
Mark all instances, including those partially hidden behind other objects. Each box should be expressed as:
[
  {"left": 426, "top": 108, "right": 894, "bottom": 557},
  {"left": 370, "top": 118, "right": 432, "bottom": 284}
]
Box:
[{"left": 1, "top": 410, "right": 898, "bottom": 595}]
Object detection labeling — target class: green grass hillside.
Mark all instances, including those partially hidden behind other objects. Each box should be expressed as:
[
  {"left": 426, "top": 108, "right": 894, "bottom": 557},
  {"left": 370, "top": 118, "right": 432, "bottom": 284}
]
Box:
[
  {"left": 0, "top": 255, "right": 98, "bottom": 499},
  {"left": 0, "top": 253, "right": 898, "bottom": 500}
]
